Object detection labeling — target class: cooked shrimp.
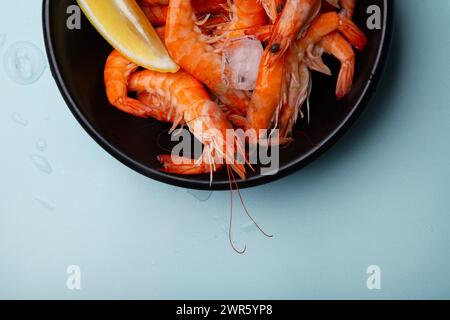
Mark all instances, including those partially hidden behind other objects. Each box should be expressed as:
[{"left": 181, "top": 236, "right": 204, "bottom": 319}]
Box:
[
  {"left": 140, "top": 5, "right": 168, "bottom": 27},
  {"left": 307, "top": 32, "right": 355, "bottom": 98},
  {"left": 128, "top": 69, "right": 246, "bottom": 179},
  {"left": 139, "top": 0, "right": 228, "bottom": 27},
  {"left": 339, "top": 0, "right": 355, "bottom": 18},
  {"left": 323, "top": 0, "right": 354, "bottom": 17},
  {"left": 104, "top": 50, "right": 155, "bottom": 118},
  {"left": 292, "top": 11, "right": 365, "bottom": 101},
  {"left": 165, "top": 0, "right": 250, "bottom": 115},
  {"left": 265, "top": 0, "right": 322, "bottom": 67},
  {"left": 136, "top": 91, "right": 175, "bottom": 122},
  {"left": 260, "top": 0, "right": 285, "bottom": 23},
  {"left": 244, "top": 0, "right": 321, "bottom": 133},
  {"left": 279, "top": 46, "right": 311, "bottom": 138},
  {"left": 249, "top": 9, "right": 366, "bottom": 136},
  {"left": 218, "top": 24, "right": 274, "bottom": 42},
  {"left": 245, "top": 50, "right": 286, "bottom": 134},
  {"left": 222, "top": 0, "right": 268, "bottom": 33},
  {"left": 193, "top": 0, "right": 228, "bottom": 15},
  {"left": 139, "top": 0, "right": 168, "bottom": 6},
  {"left": 207, "top": 0, "right": 269, "bottom": 52},
  {"left": 278, "top": 11, "right": 365, "bottom": 137},
  {"left": 296, "top": 11, "right": 367, "bottom": 53}
]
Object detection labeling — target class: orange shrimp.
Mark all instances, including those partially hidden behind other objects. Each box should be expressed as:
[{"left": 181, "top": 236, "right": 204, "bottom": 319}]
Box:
[
  {"left": 128, "top": 69, "right": 246, "bottom": 180},
  {"left": 247, "top": 10, "right": 366, "bottom": 135},
  {"left": 207, "top": 0, "right": 269, "bottom": 52},
  {"left": 140, "top": 5, "right": 168, "bottom": 27},
  {"left": 104, "top": 50, "right": 155, "bottom": 118},
  {"left": 222, "top": 0, "right": 268, "bottom": 33},
  {"left": 278, "top": 34, "right": 355, "bottom": 138},
  {"left": 307, "top": 32, "right": 355, "bottom": 98},
  {"left": 278, "top": 47, "right": 311, "bottom": 138},
  {"left": 244, "top": 0, "right": 320, "bottom": 134},
  {"left": 323, "top": 0, "right": 354, "bottom": 17},
  {"left": 139, "top": 0, "right": 229, "bottom": 27},
  {"left": 265, "top": 0, "right": 322, "bottom": 67},
  {"left": 139, "top": 0, "right": 229, "bottom": 22},
  {"left": 309, "top": 0, "right": 357, "bottom": 94},
  {"left": 295, "top": 11, "right": 367, "bottom": 53},
  {"left": 245, "top": 50, "right": 286, "bottom": 135},
  {"left": 339, "top": 0, "right": 355, "bottom": 18},
  {"left": 139, "top": 0, "right": 168, "bottom": 5},
  {"left": 192, "top": 0, "right": 228, "bottom": 15},
  {"left": 165, "top": 0, "right": 250, "bottom": 115},
  {"left": 260, "top": 0, "right": 285, "bottom": 23},
  {"left": 136, "top": 91, "right": 175, "bottom": 123},
  {"left": 205, "top": 0, "right": 271, "bottom": 55},
  {"left": 218, "top": 24, "right": 274, "bottom": 42},
  {"left": 154, "top": 16, "right": 236, "bottom": 41},
  {"left": 278, "top": 11, "right": 365, "bottom": 137}
]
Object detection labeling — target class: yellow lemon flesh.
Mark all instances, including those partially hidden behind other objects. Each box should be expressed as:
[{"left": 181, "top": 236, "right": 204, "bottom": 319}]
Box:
[{"left": 77, "top": 0, "right": 179, "bottom": 73}]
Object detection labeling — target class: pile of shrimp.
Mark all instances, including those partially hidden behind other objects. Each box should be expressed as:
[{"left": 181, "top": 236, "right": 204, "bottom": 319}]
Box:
[
  {"left": 103, "top": 0, "right": 366, "bottom": 253},
  {"left": 104, "top": 0, "right": 367, "bottom": 181}
]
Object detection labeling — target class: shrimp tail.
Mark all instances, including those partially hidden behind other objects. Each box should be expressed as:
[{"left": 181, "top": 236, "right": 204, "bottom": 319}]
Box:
[
  {"left": 318, "top": 32, "right": 356, "bottom": 99},
  {"left": 339, "top": 15, "right": 367, "bottom": 51},
  {"left": 305, "top": 46, "right": 332, "bottom": 75},
  {"left": 335, "top": 55, "right": 354, "bottom": 99},
  {"left": 104, "top": 50, "right": 156, "bottom": 118}
]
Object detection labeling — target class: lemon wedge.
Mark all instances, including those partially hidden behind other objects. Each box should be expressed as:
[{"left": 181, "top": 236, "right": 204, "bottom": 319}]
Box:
[{"left": 77, "top": 0, "right": 179, "bottom": 73}]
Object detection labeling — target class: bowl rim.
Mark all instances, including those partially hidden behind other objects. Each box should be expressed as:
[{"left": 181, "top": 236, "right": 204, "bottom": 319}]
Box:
[{"left": 42, "top": 0, "right": 394, "bottom": 190}]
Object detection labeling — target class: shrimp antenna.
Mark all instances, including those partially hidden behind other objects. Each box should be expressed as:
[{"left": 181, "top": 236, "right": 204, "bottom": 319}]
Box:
[
  {"left": 156, "top": 126, "right": 177, "bottom": 153},
  {"left": 229, "top": 168, "right": 274, "bottom": 238},
  {"left": 226, "top": 166, "right": 246, "bottom": 254}
]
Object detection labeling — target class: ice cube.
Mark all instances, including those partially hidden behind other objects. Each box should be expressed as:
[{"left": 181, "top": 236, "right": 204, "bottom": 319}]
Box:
[{"left": 221, "top": 37, "right": 264, "bottom": 91}]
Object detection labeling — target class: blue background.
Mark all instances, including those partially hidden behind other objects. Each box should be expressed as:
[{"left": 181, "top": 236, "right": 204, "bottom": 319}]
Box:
[{"left": 1, "top": 0, "right": 449, "bottom": 299}]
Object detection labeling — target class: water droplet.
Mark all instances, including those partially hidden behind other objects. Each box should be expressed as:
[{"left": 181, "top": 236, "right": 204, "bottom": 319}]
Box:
[
  {"left": 34, "top": 195, "right": 55, "bottom": 212},
  {"left": 187, "top": 190, "right": 213, "bottom": 202},
  {"left": 11, "top": 112, "right": 28, "bottom": 126},
  {"left": 0, "top": 34, "right": 6, "bottom": 48},
  {"left": 36, "top": 138, "right": 48, "bottom": 152},
  {"left": 30, "top": 154, "right": 52, "bottom": 174},
  {"left": 4, "top": 42, "right": 46, "bottom": 85}
]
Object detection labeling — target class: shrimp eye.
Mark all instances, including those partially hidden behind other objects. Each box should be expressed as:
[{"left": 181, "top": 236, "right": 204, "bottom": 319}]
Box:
[
  {"left": 277, "top": 4, "right": 283, "bottom": 13},
  {"left": 270, "top": 43, "right": 280, "bottom": 53}
]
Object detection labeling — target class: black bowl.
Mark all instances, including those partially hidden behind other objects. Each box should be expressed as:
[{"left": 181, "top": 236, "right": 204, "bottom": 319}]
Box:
[{"left": 42, "top": 0, "right": 393, "bottom": 190}]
